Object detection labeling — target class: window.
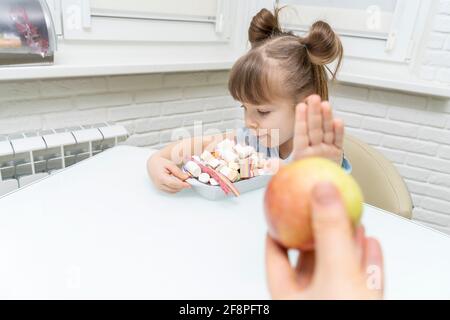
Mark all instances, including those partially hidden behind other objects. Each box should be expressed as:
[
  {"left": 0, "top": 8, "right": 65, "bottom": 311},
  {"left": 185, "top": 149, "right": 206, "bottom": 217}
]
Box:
[
  {"left": 90, "top": 0, "right": 218, "bottom": 20},
  {"left": 61, "top": 0, "right": 231, "bottom": 43},
  {"left": 278, "top": 0, "right": 421, "bottom": 62},
  {"left": 275, "top": 0, "right": 448, "bottom": 98}
]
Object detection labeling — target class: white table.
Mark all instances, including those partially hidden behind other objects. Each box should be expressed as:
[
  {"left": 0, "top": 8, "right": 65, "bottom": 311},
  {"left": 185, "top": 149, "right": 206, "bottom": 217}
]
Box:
[{"left": 0, "top": 146, "right": 449, "bottom": 299}]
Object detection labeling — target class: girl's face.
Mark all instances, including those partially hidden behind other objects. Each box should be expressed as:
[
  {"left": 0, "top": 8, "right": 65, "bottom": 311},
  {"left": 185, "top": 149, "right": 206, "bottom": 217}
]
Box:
[{"left": 242, "top": 99, "right": 296, "bottom": 148}]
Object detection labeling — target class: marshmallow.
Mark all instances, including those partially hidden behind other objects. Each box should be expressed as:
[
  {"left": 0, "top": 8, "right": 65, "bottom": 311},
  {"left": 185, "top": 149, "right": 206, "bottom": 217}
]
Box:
[
  {"left": 219, "top": 166, "right": 239, "bottom": 182},
  {"left": 206, "top": 158, "right": 221, "bottom": 169},
  {"left": 222, "top": 149, "right": 238, "bottom": 163},
  {"left": 217, "top": 160, "right": 227, "bottom": 170},
  {"left": 200, "top": 150, "right": 214, "bottom": 162},
  {"left": 244, "top": 146, "right": 256, "bottom": 158},
  {"left": 209, "top": 178, "right": 219, "bottom": 186},
  {"left": 233, "top": 143, "right": 244, "bottom": 153},
  {"left": 228, "top": 161, "right": 240, "bottom": 171},
  {"left": 184, "top": 161, "right": 201, "bottom": 178},
  {"left": 198, "top": 172, "right": 211, "bottom": 184},
  {"left": 228, "top": 170, "right": 239, "bottom": 182},
  {"left": 216, "top": 139, "right": 235, "bottom": 151},
  {"left": 213, "top": 148, "right": 224, "bottom": 159},
  {"left": 192, "top": 155, "right": 201, "bottom": 163},
  {"left": 234, "top": 144, "right": 254, "bottom": 159},
  {"left": 219, "top": 166, "right": 231, "bottom": 177}
]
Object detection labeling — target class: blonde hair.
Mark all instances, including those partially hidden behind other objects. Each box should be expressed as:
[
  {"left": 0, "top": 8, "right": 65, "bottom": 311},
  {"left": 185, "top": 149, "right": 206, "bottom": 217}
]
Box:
[{"left": 229, "top": 8, "right": 343, "bottom": 105}]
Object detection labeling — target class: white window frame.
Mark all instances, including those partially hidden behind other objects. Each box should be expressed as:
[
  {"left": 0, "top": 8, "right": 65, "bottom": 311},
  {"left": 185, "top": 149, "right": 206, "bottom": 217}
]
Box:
[
  {"left": 279, "top": 0, "right": 421, "bottom": 63},
  {"left": 272, "top": 0, "right": 449, "bottom": 98},
  {"left": 60, "top": 0, "right": 232, "bottom": 43}
]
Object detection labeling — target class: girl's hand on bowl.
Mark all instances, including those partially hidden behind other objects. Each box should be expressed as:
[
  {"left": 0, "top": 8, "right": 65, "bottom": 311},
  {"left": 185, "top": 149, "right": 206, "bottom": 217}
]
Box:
[{"left": 147, "top": 154, "right": 191, "bottom": 194}]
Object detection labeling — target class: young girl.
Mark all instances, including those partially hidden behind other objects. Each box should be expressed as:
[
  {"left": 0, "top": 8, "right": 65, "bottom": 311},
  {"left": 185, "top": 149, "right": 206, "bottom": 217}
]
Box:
[{"left": 148, "top": 8, "right": 350, "bottom": 193}]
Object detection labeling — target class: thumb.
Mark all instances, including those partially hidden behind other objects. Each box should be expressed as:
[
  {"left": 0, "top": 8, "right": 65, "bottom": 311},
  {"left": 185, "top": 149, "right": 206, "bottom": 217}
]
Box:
[
  {"left": 311, "top": 182, "right": 359, "bottom": 279},
  {"left": 166, "top": 162, "right": 190, "bottom": 181}
]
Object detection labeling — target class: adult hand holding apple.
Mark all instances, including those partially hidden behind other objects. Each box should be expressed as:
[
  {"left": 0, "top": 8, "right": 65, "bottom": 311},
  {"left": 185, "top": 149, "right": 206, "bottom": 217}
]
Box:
[
  {"left": 264, "top": 157, "right": 363, "bottom": 250},
  {"left": 265, "top": 182, "right": 384, "bottom": 300}
]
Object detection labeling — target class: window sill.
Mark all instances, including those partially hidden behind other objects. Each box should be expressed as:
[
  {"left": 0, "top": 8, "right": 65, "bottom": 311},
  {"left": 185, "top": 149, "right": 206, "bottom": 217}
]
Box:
[
  {"left": 2, "top": 61, "right": 448, "bottom": 100},
  {"left": 0, "top": 61, "right": 233, "bottom": 81},
  {"left": 339, "top": 72, "right": 450, "bottom": 99}
]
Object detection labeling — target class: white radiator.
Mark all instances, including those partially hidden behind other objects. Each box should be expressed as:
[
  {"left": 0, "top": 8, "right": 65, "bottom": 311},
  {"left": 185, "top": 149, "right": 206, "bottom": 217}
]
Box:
[{"left": 0, "top": 123, "right": 128, "bottom": 196}]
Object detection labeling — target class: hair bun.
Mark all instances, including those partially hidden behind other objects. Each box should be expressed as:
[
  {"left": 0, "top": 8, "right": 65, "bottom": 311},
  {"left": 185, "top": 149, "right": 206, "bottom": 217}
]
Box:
[
  {"left": 302, "top": 21, "right": 343, "bottom": 66},
  {"left": 248, "top": 8, "right": 282, "bottom": 46}
]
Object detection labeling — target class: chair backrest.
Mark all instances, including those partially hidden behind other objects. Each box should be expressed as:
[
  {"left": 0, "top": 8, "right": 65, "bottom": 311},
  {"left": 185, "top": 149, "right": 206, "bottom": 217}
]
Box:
[{"left": 344, "top": 135, "right": 413, "bottom": 219}]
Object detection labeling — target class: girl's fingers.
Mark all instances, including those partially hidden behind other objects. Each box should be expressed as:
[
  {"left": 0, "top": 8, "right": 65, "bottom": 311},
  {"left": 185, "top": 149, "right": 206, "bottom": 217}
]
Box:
[
  {"left": 166, "top": 162, "right": 190, "bottom": 181},
  {"left": 306, "top": 95, "right": 324, "bottom": 146},
  {"left": 266, "top": 235, "right": 300, "bottom": 299},
  {"left": 294, "top": 103, "right": 309, "bottom": 151},
  {"left": 163, "top": 175, "right": 191, "bottom": 190},
  {"left": 333, "top": 118, "right": 345, "bottom": 149},
  {"left": 322, "top": 102, "right": 334, "bottom": 144},
  {"left": 164, "top": 162, "right": 191, "bottom": 190}
]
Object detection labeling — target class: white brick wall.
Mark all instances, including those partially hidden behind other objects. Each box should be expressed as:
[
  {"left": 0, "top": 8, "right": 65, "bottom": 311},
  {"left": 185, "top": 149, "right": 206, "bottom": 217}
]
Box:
[
  {"left": 0, "top": 70, "right": 241, "bottom": 152},
  {"left": 330, "top": 83, "right": 450, "bottom": 235},
  {"left": 421, "top": 0, "right": 450, "bottom": 85}
]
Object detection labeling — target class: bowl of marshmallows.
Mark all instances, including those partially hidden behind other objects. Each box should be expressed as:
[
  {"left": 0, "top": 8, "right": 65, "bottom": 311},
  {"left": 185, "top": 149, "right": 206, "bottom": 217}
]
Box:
[{"left": 182, "top": 139, "right": 274, "bottom": 200}]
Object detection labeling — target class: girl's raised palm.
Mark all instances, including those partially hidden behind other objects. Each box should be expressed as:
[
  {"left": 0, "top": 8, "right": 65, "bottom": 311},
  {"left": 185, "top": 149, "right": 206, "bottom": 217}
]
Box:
[{"left": 292, "top": 95, "right": 344, "bottom": 165}]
